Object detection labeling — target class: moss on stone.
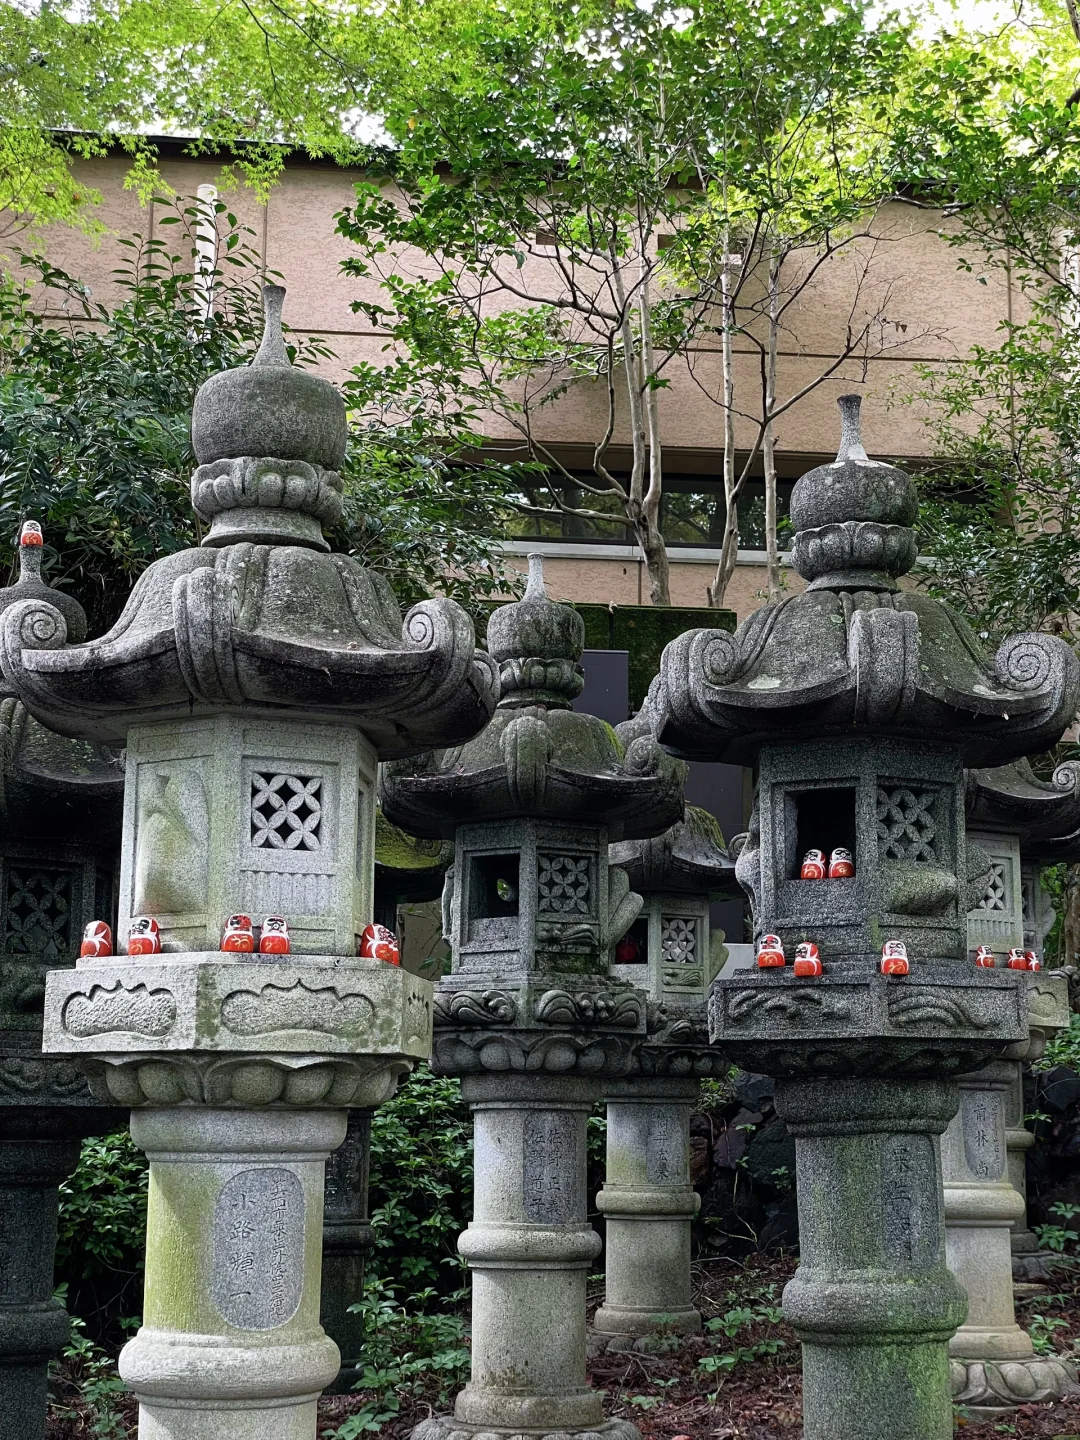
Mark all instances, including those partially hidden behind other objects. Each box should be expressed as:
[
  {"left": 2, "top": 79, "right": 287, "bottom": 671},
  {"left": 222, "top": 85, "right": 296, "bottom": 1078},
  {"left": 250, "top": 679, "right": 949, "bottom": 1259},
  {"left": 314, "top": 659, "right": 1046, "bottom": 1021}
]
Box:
[{"left": 374, "top": 808, "right": 445, "bottom": 872}]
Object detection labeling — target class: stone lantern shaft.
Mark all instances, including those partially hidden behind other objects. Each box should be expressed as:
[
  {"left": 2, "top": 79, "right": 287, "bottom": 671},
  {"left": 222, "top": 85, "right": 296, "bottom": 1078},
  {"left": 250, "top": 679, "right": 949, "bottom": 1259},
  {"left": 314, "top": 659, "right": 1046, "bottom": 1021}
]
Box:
[
  {"left": 653, "top": 394, "right": 1079, "bottom": 1440},
  {"left": 2, "top": 286, "right": 498, "bottom": 1440}
]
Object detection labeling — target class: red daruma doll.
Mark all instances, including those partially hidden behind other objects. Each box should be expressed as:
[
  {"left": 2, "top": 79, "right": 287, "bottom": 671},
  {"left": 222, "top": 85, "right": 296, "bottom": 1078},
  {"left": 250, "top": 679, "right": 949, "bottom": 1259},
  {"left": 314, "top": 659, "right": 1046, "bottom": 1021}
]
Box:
[
  {"left": 793, "top": 941, "right": 822, "bottom": 978},
  {"left": 221, "top": 914, "right": 255, "bottom": 953},
  {"left": 360, "top": 923, "right": 400, "bottom": 965},
  {"left": 881, "top": 939, "right": 909, "bottom": 976},
  {"left": 828, "top": 847, "right": 855, "bottom": 879},
  {"left": 19, "top": 520, "right": 43, "bottom": 547},
  {"left": 126, "top": 916, "right": 160, "bottom": 956},
  {"left": 1006, "top": 948, "right": 1030, "bottom": 971},
  {"left": 80, "top": 921, "right": 112, "bottom": 958},
  {"left": 259, "top": 916, "right": 291, "bottom": 955},
  {"left": 1026, "top": 950, "right": 1042, "bottom": 972},
  {"left": 800, "top": 849, "right": 826, "bottom": 880},
  {"left": 974, "top": 945, "right": 996, "bottom": 969},
  {"left": 757, "top": 934, "right": 786, "bottom": 969}
]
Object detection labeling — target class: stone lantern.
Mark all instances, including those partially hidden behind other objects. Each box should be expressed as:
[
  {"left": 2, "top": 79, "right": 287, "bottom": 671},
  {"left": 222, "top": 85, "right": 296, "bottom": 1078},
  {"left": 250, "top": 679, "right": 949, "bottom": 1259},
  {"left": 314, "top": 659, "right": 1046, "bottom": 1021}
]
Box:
[
  {"left": 653, "top": 395, "right": 1079, "bottom": 1440},
  {"left": 596, "top": 705, "right": 738, "bottom": 1343},
  {"left": 0, "top": 529, "right": 125, "bottom": 1440},
  {"left": 382, "top": 555, "right": 686, "bottom": 1440},
  {"left": 939, "top": 757, "right": 1080, "bottom": 1415},
  {"left": 0, "top": 286, "right": 498, "bottom": 1440}
]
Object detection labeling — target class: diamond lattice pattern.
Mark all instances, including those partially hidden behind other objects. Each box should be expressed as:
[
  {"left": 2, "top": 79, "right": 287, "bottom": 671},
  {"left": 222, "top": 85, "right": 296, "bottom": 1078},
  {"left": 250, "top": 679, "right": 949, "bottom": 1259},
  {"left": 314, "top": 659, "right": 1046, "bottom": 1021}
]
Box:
[
  {"left": 977, "top": 861, "right": 1008, "bottom": 913},
  {"left": 537, "top": 854, "right": 590, "bottom": 914},
  {"left": 4, "top": 866, "right": 73, "bottom": 957},
  {"left": 661, "top": 916, "right": 697, "bottom": 964},
  {"left": 251, "top": 773, "right": 323, "bottom": 850},
  {"left": 876, "top": 786, "right": 939, "bottom": 862}
]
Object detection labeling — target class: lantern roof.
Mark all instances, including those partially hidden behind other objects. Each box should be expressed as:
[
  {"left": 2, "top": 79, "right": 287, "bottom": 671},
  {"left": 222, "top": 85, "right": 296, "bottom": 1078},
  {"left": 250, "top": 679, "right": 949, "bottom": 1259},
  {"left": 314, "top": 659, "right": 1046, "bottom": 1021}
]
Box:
[
  {"left": 0, "top": 289, "right": 498, "bottom": 757},
  {"left": 654, "top": 396, "right": 1078, "bottom": 767},
  {"left": 966, "top": 757, "right": 1080, "bottom": 861},
  {"left": 0, "top": 525, "right": 123, "bottom": 838},
  {"left": 381, "top": 555, "right": 686, "bottom": 841}
]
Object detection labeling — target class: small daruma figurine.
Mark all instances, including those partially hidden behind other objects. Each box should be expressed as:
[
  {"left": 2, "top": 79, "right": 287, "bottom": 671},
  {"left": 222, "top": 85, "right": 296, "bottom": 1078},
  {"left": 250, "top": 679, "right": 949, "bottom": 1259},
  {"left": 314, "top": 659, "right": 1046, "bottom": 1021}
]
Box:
[
  {"left": 974, "top": 945, "right": 996, "bottom": 969},
  {"left": 1025, "top": 949, "right": 1041, "bottom": 972},
  {"left": 1006, "top": 947, "right": 1030, "bottom": 971},
  {"left": 259, "top": 915, "right": 291, "bottom": 955},
  {"left": 756, "top": 933, "right": 786, "bottom": 969},
  {"left": 126, "top": 916, "right": 161, "bottom": 956},
  {"left": 359, "top": 923, "right": 400, "bottom": 965},
  {"left": 19, "top": 520, "right": 43, "bottom": 547},
  {"left": 793, "top": 941, "right": 823, "bottom": 977},
  {"left": 221, "top": 914, "right": 255, "bottom": 953},
  {"left": 881, "top": 939, "right": 910, "bottom": 976},
  {"left": 615, "top": 933, "right": 641, "bottom": 964},
  {"left": 80, "top": 920, "right": 113, "bottom": 958},
  {"left": 828, "top": 847, "right": 855, "bottom": 879},
  {"left": 800, "top": 849, "right": 826, "bottom": 880}
]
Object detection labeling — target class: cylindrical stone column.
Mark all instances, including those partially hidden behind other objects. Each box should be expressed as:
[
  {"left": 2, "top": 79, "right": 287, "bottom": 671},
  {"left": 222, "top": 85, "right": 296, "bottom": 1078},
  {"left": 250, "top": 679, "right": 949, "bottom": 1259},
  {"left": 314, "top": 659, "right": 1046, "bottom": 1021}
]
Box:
[
  {"left": 594, "top": 1077, "right": 701, "bottom": 1338},
  {"left": 321, "top": 1110, "right": 374, "bottom": 1394},
  {"left": 119, "top": 1107, "right": 344, "bottom": 1440},
  {"left": 0, "top": 1133, "right": 81, "bottom": 1438},
  {"left": 1005, "top": 1058, "right": 1041, "bottom": 1264},
  {"left": 451, "top": 1074, "right": 603, "bottom": 1435},
  {"left": 944, "top": 1060, "right": 1076, "bottom": 1414},
  {"left": 775, "top": 1077, "right": 967, "bottom": 1440}
]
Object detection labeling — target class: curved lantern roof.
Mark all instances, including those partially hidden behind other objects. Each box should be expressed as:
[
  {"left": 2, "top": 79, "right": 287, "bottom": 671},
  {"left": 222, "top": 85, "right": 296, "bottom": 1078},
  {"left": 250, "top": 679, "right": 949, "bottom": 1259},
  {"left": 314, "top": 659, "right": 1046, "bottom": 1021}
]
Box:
[
  {"left": 0, "top": 528, "right": 123, "bottom": 840},
  {"left": 381, "top": 554, "right": 687, "bottom": 842},
  {"left": 966, "top": 757, "right": 1080, "bottom": 862},
  {"left": 0, "top": 288, "right": 498, "bottom": 757},
  {"left": 655, "top": 395, "right": 1079, "bottom": 768}
]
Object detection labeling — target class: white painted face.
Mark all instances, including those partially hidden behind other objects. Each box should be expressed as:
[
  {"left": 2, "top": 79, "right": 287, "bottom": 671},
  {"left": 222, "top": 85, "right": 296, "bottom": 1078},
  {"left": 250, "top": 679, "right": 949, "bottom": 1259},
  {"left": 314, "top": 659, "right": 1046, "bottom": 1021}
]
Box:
[
  {"left": 803, "top": 850, "right": 824, "bottom": 862},
  {"left": 882, "top": 939, "right": 907, "bottom": 960},
  {"left": 761, "top": 934, "right": 782, "bottom": 950},
  {"left": 831, "top": 848, "right": 852, "bottom": 862},
  {"left": 225, "top": 914, "right": 253, "bottom": 932},
  {"left": 794, "top": 942, "right": 818, "bottom": 961},
  {"left": 129, "top": 916, "right": 158, "bottom": 937},
  {"left": 263, "top": 916, "right": 289, "bottom": 935}
]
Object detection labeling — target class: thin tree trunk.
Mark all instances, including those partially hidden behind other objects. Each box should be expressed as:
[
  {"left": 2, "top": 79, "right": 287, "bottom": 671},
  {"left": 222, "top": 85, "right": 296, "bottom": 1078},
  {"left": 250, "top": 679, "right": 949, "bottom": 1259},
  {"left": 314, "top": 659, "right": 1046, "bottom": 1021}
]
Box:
[
  {"left": 638, "top": 270, "right": 671, "bottom": 606},
  {"left": 708, "top": 242, "right": 738, "bottom": 607},
  {"left": 1064, "top": 863, "right": 1080, "bottom": 964},
  {"left": 764, "top": 246, "right": 782, "bottom": 603}
]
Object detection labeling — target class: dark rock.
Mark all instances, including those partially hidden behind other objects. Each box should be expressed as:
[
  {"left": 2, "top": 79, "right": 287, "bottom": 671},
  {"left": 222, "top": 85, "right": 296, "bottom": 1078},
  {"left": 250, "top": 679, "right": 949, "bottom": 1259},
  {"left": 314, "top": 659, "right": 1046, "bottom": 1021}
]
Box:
[
  {"left": 745, "top": 1117, "right": 797, "bottom": 1188},
  {"left": 732, "top": 1072, "right": 775, "bottom": 1109}
]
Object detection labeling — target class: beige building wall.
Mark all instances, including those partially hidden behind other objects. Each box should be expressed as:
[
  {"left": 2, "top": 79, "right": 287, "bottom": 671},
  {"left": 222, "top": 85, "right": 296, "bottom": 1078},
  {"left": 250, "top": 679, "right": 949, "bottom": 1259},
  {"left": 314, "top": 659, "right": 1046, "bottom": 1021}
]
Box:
[{"left": 3, "top": 149, "right": 1011, "bottom": 621}]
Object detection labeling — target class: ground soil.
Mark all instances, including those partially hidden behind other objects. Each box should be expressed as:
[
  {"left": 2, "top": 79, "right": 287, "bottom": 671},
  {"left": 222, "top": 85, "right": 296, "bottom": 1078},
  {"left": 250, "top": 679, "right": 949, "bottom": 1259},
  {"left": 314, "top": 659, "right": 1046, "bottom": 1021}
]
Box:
[{"left": 48, "top": 1252, "right": 1080, "bottom": 1439}]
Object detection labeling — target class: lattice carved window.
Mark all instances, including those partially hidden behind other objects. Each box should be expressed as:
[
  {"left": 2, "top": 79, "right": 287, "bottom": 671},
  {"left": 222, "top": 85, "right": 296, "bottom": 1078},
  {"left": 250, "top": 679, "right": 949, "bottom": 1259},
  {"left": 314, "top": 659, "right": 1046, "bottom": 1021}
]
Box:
[
  {"left": 876, "top": 786, "right": 939, "bottom": 862},
  {"left": 4, "top": 866, "right": 74, "bottom": 958},
  {"left": 976, "top": 860, "right": 1008, "bottom": 913},
  {"left": 537, "top": 854, "right": 591, "bottom": 914},
  {"left": 251, "top": 773, "right": 323, "bottom": 850},
  {"left": 661, "top": 916, "right": 697, "bottom": 964}
]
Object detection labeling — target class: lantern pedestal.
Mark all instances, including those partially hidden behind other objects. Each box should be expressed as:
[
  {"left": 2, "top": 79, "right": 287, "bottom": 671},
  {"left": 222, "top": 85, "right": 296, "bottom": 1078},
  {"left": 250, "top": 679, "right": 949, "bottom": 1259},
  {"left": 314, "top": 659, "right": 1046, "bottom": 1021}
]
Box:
[
  {"left": 119, "top": 1107, "right": 342, "bottom": 1440},
  {"left": 595, "top": 1077, "right": 701, "bottom": 1338},
  {"left": 321, "top": 1109, "right": 374, "bottom": 1393},
  {"left": 776, "top": 1076, "right": 966, "bottom": 1440}
]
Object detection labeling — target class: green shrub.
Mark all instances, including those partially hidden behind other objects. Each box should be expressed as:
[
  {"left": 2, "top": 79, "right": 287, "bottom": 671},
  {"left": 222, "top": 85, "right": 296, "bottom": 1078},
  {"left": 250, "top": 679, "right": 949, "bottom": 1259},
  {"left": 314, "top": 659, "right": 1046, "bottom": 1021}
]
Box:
[{"left": 366, "top": 1066, "right": 473, "bottom": 1296}]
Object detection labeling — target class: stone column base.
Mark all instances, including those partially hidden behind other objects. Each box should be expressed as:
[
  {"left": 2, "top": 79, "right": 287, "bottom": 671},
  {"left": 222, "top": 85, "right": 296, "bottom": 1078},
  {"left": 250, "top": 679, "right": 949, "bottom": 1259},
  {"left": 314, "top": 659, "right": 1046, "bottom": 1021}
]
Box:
[
  {"left": 951, "top": 1355, "right": 1080, "bottom": 1416},
  {"left": 1013, "top": 1250, "right": 1063, "bottom": 1282},
  {"left": 411, "top": 1417, "right": 643, "bottom": 1440}
]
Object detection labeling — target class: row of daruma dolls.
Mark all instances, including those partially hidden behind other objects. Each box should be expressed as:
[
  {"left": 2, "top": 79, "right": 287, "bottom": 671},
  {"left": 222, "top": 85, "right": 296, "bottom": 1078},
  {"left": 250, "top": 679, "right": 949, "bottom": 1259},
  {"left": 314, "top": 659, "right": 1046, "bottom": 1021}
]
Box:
[
  {"left": 79, "top": 916, "right": 402, "bottom": 964},
  {"left": 756, "top": 935, "right": 1042, "bottom": 978}
]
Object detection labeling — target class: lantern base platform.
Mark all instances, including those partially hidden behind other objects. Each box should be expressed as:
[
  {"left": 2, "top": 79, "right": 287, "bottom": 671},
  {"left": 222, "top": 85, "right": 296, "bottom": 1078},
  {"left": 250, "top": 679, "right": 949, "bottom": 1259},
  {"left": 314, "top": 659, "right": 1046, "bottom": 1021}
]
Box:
[
  {"left": 410, "top": 1418, "right": 643, "bottom": 1440},
  {"left": 951, "top": 1355, "right": 1080, "bottom": 1413}
]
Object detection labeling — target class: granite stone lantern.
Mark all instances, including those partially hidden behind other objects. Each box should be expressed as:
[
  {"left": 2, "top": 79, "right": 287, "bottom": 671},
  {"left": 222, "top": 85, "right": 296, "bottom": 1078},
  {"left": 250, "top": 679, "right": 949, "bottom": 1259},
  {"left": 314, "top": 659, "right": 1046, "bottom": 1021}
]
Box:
[
  {"left": 597, "top": 711, "right": 738, "bottom": 1344},
  {"left": 0, "top": 286, "right": 499, "bottom": 1440},
  {"left": 966, "top": 757, "right": 1080, "bottom": 1277},
  {"left": 0, "top": 531, "right": 125, "bottom": 1440},
  {"left": 938, "top": 758, "right": 1080, "bottom": 1415},
  {"left": 382, "top": 555, "right": 686, "bottom": 1440},
  {"left": 653, "top": 395, "right": 1079, "bottom": 1440}
]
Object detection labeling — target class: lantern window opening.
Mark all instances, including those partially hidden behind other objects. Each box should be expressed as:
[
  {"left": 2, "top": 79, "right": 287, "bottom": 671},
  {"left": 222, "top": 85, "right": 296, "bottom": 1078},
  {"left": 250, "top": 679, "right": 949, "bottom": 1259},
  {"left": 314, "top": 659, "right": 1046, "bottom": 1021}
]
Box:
[{"left": 786, "top": 785, "right": 857, "bottom": 881}]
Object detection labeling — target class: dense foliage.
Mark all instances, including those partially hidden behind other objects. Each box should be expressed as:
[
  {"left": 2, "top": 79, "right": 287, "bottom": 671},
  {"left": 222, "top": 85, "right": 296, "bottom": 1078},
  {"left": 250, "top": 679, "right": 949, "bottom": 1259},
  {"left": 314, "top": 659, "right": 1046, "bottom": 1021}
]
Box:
[{"left": 0, "top": 201, "right": 514, "bottom": 630}]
